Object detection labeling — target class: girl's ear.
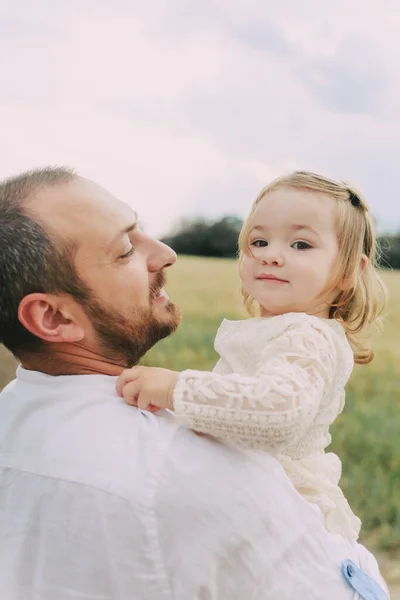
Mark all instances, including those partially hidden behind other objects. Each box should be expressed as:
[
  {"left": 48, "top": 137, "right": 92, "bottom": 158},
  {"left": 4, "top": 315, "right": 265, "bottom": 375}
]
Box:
[{"left": 359, "top": 254, "right": 368, "bottom": 275}]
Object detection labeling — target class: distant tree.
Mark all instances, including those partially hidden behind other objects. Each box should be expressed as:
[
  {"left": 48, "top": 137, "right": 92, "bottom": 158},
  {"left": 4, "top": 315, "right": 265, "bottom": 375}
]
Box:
[
  {"left": 161, "top": 215, "right": 243, "bottom": 258},
  {"left": 162, "top": 215, "right": 400, "bottom": 268},
  {"left": 378, "top": 234, "right": 400, "bottom": 269}
]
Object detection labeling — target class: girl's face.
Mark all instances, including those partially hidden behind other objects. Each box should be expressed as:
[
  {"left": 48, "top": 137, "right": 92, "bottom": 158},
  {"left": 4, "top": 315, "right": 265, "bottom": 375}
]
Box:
[{"left": 240, "top": 186, "right": 340, "bottom": 318}]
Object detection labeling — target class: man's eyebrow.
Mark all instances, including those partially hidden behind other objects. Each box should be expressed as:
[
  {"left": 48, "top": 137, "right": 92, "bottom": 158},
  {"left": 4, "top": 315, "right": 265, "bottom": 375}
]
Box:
[
  {"left": 109, "top": 213, "right": 139, "bottom": 248},
  {"left": 122, "top": 222, "right": 137, "bottom": 236}
]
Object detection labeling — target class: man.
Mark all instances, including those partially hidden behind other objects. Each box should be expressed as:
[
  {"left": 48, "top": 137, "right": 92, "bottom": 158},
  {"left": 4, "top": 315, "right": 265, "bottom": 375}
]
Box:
[{"left": 0, "top": 167, "right": 388, "bottom": 599}]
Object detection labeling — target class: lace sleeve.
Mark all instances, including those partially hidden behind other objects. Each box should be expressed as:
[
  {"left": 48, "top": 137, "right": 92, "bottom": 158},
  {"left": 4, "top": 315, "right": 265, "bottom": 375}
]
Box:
[{"left": 173, "top": 321, "right": 337, "bottom": 451}]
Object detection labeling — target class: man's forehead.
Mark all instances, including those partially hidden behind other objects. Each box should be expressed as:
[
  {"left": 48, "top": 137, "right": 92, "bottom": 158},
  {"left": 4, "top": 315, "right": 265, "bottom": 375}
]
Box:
[{"left": 26, "top": 177, "right": 137, "bottom": 242}]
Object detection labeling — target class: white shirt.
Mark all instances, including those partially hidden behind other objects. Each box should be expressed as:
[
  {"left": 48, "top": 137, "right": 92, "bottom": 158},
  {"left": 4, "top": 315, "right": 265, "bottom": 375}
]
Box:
[
  {"left": 0, "top": 366, "right": 385, "bottom": 599},
  {"left": 173, "top": 313, "right": 361, "bottom": 539}
]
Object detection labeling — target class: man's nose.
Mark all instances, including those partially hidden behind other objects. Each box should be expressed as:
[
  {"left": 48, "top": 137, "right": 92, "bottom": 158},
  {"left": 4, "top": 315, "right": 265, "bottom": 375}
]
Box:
[{"left": 147, "top": 238, "right": 177, "bottom": 272}]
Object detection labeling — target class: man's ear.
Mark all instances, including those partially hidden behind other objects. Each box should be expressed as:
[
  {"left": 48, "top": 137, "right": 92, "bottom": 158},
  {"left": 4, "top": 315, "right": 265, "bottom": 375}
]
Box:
[{"left": 18, "top": 293, "right": 85, "bottom": 343}]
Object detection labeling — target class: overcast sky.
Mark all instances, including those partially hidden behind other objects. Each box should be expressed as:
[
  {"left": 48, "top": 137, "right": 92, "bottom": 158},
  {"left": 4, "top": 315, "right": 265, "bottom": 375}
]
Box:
[{"left": 1, "top": 0, "right": 399, "bottom": 236}]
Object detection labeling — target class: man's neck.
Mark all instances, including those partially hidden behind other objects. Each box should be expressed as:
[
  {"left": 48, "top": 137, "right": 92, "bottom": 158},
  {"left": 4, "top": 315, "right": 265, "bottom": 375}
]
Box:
[{"left": 21, "top": 342, "right": 126, "bottom": 377}]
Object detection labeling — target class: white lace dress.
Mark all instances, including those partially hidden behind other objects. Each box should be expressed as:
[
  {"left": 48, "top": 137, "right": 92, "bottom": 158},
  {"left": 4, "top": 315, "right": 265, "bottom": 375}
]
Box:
[{"left": 173, "top": 312, "right": 361, "bottom": 540}]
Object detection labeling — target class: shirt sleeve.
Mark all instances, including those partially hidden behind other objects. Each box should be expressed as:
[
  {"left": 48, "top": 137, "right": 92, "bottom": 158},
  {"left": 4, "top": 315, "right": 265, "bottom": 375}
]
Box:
[{"left": 172, "top": 320, "right": 337, "bottom": 452}]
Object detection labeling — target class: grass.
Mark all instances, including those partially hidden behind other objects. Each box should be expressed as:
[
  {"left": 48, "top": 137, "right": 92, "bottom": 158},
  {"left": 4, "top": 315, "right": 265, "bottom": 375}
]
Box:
[
  {"left": 1, "top": 256, "right": 399, "bottom": 553},
  {"left": 148, "top": 258, "right": 400, "bottom": 553}
]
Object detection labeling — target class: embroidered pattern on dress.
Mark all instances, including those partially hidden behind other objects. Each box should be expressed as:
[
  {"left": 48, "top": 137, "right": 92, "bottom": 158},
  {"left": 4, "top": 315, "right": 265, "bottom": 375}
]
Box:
[{"left": 173, "top": 313, "right": 361, "bottom": 539}]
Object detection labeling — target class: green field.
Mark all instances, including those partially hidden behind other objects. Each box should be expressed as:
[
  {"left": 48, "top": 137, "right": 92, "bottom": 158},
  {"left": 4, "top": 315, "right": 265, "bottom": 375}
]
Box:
[
  {"left": 147, "top": 258, "right": 400, "bottom": 552},
  {"left": 1, "top": 257, "right": 399, "bottom": 557}
]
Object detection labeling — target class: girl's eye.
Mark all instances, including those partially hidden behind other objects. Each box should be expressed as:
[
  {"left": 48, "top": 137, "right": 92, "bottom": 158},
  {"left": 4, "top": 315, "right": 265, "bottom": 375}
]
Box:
[
  {"left": 250, "top": 239, "right": 268, "bottom": 248},
  {"left": 119, "top": 247, "right": 135, "bottom": 259},
  {"left": 292, "top": 241, "right": 312, "bottom": 251}
]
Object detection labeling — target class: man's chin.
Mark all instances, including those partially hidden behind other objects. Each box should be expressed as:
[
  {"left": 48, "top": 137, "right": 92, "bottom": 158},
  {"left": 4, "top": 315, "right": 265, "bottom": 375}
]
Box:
[
  {"left": 85, "top": 295, "right": 182, "bottom": 367},
  {"left": 156, "top": 300, "right": 182, "bottom": 333}
]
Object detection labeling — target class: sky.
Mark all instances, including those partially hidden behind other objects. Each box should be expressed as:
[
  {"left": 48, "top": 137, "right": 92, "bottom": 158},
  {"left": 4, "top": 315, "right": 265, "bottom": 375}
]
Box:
[{"left": 1, "top": 0, "right": 400, "bottom": 237}]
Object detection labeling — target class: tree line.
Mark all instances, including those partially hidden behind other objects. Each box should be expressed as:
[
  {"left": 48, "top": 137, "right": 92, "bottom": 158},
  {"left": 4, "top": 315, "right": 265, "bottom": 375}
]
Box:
[{"left": 161, "top": 215, "right": 400, "bottom": 269}]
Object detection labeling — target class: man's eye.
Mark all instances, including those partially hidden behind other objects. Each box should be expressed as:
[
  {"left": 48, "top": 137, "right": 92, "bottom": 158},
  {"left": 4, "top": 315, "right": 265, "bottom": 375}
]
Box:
[
  {"left": 292, "top": 241, "right": 312, "bottom": 250},
  {"left": 119, "top": 247, "right": 135, "bottom": 259},
  {"left": 250, "top": 239, "right": 268, "bottom": 247}
]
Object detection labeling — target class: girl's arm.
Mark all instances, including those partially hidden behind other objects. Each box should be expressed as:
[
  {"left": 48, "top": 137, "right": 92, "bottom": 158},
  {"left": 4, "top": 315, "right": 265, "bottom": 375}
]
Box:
[
  {"left": 171, "top": 321, "right": 338, "bottom": 451},
  {"left": 117, "top": 321, "right": 339, "bottom": 452}
]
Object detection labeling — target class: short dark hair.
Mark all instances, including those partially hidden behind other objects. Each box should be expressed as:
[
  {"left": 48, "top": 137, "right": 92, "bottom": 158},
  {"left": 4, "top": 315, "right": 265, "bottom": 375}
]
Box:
[{"left": 0, "top": 167, "right": 91, "bottom": 357}]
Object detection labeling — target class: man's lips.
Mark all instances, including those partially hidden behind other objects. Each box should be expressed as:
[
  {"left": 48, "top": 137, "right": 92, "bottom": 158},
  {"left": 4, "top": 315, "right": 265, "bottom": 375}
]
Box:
[
  {"left": 153, "top": 288, "right": 169, "bottom": 303},
  {"left": 256, "top": 274, "right": 289, "bottom": 283},
  {"left": 150, "top": 272, "right": 168, "bottom": 303}
]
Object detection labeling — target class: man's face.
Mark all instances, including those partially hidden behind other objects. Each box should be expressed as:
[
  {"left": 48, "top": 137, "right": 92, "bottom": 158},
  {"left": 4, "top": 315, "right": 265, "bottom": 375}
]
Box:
[{"left": 28, "top": 177, "right": 181, "bottom": 366}]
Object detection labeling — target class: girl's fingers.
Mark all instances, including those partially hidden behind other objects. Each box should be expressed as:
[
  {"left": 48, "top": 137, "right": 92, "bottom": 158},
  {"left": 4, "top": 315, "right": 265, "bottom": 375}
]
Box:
[
  {"left": 121, "top": 380, "right": 141, "bottom": 405},
  {"left": 116, "top": 367, "right": 142, "bottom": 396},
  {"left": 137, "top": 395, "right": 152, "bottom": 411}
]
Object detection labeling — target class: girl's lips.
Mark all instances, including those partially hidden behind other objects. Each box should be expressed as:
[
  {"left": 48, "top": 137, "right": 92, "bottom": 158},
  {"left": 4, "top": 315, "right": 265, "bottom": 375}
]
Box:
[{"left": 257, "top": 275, "right": 288, "bottom": 283}]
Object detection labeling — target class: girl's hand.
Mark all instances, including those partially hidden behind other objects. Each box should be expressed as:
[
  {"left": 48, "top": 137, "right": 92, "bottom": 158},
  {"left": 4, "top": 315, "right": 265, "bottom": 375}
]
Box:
[{"left": 116, "top": 366, "right": 179, "bottom": 412}]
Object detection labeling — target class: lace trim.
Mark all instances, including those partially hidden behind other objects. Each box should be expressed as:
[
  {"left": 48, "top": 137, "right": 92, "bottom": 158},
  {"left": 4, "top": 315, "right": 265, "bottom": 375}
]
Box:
[
  {"left": 173, "top": 316, "right": 359, "bottom": 538},
  {"left": 174, "top": 321, "right": 335, "bottom": 451}
]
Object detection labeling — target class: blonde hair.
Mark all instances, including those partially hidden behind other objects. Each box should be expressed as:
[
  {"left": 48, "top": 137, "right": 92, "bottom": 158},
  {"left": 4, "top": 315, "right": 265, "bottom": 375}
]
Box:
[{"left": 238, "top": 171, "right": 388, "bottom": 365}]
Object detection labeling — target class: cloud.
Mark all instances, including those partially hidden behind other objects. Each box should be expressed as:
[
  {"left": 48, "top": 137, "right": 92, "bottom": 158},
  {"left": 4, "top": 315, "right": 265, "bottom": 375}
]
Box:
[
  {"left": 297, "top": 36, "right": 387, "bottom": 115},
  {"left": 0, "top": 0, "right": 399, "bottom": 237}
]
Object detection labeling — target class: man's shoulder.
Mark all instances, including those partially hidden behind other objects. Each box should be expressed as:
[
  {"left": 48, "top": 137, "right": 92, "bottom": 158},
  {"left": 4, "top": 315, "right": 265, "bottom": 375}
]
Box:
[
  {"left": 0, "top": 372, "right": 292, "bottom": 511},
  {"left": 0, "top": 374, "right": 183, "bottom": 501}
]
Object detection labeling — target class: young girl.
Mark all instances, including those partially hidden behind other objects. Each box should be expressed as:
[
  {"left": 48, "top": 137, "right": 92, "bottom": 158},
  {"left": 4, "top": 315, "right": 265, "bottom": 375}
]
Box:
[{"left": 117, "top": 170, "right": 387, "bottom": 542}]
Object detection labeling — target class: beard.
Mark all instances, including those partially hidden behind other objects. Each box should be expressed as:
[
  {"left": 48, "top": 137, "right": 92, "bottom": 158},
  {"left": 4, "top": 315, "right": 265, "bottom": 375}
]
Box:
[{"left": 83, "top": 272, "right": 181, "bottom": 367}]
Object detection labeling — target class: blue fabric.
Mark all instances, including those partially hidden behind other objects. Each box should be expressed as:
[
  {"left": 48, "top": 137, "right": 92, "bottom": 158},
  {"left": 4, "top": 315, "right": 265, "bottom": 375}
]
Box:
[{"left": 341, "top": 560, "right": 389, "bottom": 600}]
